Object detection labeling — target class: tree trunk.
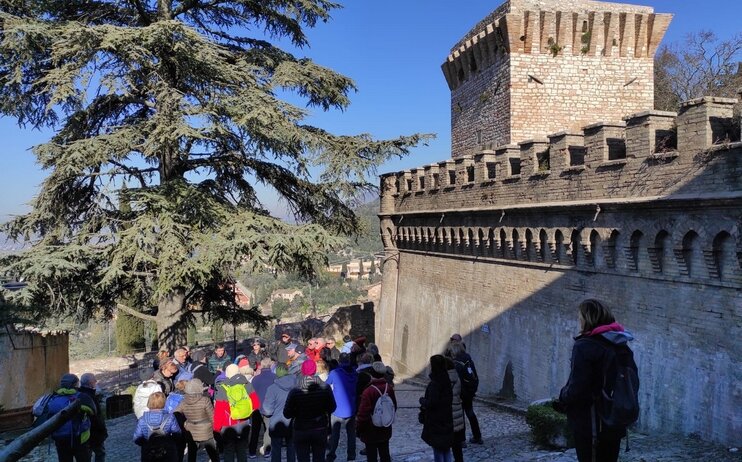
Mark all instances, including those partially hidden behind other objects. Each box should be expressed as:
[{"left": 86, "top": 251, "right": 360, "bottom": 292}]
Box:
[{"left": 156, "top": 290, "right": 188, "bottom": 350}]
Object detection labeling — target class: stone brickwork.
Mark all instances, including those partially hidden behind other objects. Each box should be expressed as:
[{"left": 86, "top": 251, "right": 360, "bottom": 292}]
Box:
[
  {"left": 379, "top": 1, "right": 742, "bottom": 444},
  {"left": 446, "top": 0, "right": 671, "bottom": 157}
]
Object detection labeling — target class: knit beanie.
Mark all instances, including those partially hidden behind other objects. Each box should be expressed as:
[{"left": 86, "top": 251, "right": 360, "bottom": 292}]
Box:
[
  {"left": 225, "top": 364, "right": 240, "bottom": 379},
  {"left": 301, "top": 359, "right": 317, "bottom": 376},
  {"left": 60, "top": 373, "right": 79, "bottom": 388},
  {"left": 185, "top": 378, "right": 204, "bottom": 395}
]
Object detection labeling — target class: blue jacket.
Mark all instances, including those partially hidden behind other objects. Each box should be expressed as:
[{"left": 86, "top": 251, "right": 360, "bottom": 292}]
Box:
[
  {"left": 47, "top": 388, "right": 96, "bottom": 444},
  {"left": 325, "top": 363, "right": 359, "bottom": 418},
  {"left": 251, "top": 368, "right": 276, "bottom": 404},
  {"left": 260, "top": 374, "right": 296, "bottom": 437},
  {"left": 133, "top": 410, "right": 181, "bottom": 445}
]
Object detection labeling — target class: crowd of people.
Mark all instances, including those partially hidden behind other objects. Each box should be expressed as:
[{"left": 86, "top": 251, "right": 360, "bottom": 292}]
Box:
[
  {"left": 36, "top": 298, "right": 636, "bottom": 462},
  {"left": 129, "top": 333, "right": 404, "bottom": 462}
]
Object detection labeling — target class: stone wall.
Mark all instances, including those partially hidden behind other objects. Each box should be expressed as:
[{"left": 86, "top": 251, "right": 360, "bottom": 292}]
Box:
[
  {"left": 444, "top": 0, "right": 671, "bottom": 157},
  {"left": 0, "top": 330, "right": 69, "bottom": 413},
  {"left": 377, "top": 98, "right": 742, "bottom": 445}
]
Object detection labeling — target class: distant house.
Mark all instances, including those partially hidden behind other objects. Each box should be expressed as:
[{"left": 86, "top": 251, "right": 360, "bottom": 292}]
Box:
[
  {"left": 347, "top": 257, "right": 382, "bottom": 280},
  {"left": 233, "top": 281, "right": 253, "bottom": 307},
  {"left": 270, "top": 289, "right": 304, "bottom": 302}
]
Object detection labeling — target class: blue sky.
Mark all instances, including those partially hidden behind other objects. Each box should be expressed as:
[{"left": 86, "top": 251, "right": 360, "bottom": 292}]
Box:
[{"left": 0, "top": 0, "right": 740, "bottom": 220}]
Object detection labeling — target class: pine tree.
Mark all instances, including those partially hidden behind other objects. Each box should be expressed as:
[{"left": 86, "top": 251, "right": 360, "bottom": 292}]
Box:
[
  {"left": 357, "top": 258, "right": 364, "bottom": 279},
  {"left": 369, "top": 258, "right": 376, "bottom": 275},
  {"left": 0, "top": 1, "right": 429, "bottom": 348},
  {"left": 115, "top": 310, "right": 146, "bottom": 354}
]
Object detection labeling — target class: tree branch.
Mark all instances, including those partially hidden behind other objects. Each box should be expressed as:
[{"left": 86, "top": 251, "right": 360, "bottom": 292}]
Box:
[
  {"left": 117, "top": 303, "right": 157, "bottom": 322},
  {"left": 128, "top": 0, "right": 151, "bottom": 25}
]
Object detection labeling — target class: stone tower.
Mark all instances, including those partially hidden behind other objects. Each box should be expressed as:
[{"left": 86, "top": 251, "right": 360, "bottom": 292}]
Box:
[{"left": 444, "top": 0, "right": 672, "bottom": 157}]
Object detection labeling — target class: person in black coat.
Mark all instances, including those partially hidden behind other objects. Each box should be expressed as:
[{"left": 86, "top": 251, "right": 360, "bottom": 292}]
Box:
[
  {"left": 189, "top": 350, "right": 215, "bottom": 387},
  {"left": 558, "top": 299, "right": 639, "bottom": 462},
  {"left": 284, "top": 359, "right": 337, "bottom": 462},
  {"left": 420, "top": 355, "right": 454, "bottom": 462}
]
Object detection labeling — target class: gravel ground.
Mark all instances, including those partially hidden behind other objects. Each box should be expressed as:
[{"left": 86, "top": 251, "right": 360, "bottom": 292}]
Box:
[{"left": 2, "top": 382, "right": 740, "bottom": 462}]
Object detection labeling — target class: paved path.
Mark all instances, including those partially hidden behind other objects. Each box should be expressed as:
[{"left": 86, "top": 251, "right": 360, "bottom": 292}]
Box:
[{"left": 3, "top": 382, "right": 740, "bottom": 461}]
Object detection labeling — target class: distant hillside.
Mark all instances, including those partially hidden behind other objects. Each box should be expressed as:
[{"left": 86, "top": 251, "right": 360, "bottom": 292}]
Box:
[
  {"left": 352, "top": 199, "right": 382, "bottom": 254},
  {"left": 327, "top": 199, "right": 382, "bottom": 264}
]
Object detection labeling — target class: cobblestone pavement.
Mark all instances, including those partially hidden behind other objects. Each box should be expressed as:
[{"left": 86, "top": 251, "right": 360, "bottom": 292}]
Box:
[{"left": 3, "top": 382, "right": 740, "bottom": 461}]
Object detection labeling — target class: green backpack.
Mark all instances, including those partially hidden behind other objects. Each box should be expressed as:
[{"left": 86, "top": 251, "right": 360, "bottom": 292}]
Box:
[{"left": 221, "top": 384, "right": 252, "bottom": 420}]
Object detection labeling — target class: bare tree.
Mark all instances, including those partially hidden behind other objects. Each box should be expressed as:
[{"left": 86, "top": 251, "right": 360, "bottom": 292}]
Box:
[{"left": 655, "top": 31, "right": 742, "bottom": 112}]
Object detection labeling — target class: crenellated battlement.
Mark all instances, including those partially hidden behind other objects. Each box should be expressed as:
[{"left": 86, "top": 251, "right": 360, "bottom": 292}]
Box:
[
  {"left": 377, "top": 0, "right": 742, "bottom": 448},
  {"left": 442, "top": 2, "right": 671, "bottom": 91},
  {"left": 382, "top": 97, "right": 740, "bottom": 214},
  {"left": 446, "top": 0, "right": 672, "bottom": 158}
]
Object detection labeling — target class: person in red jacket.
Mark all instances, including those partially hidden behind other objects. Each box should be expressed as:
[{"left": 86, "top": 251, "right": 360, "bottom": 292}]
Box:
[
  {"left": 356, "top": 362, "right": 397, "bottom": 462},
  {"left": 213, "top": 364, "right": 261, "bottom": 462}
]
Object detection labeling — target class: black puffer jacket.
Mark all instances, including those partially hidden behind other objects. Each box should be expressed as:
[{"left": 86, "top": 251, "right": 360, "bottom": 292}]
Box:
[
  {"left": 283, "top": 376, "right": 336, "bottom": 431},
  {"left": 420, "top": 373, "right": 454, "bottom": 449}
]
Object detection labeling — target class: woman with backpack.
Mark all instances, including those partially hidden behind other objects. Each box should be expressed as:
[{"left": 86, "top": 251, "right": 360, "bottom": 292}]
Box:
[
  {"left": 446, "top": 341, "right": 483, "bottom": 445},
  {"left": 419, "top": 355, "right": 455, "bottom": 462},
  {"left": 213, "top": 364, "right": 261, "bottom": 461},
  {"left": 356, "top": 362, "right": 398, "bottom": 462},
  {"left": 133, "top": 392, "right": 182, "bottom": 462},
  {"left": 174, "top": 378, "right": 219, "bottom": 462},
  {"left": 558, "top": 299, "right": 639, "bottom": 462}
]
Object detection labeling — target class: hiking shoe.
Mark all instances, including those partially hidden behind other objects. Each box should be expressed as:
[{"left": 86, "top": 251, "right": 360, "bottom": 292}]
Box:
[
  {"left": 470, "top": 437, "right": 484, "bottom": 444},
  {"left": 263, "top": 451, "right": 271, "bottom": 458},
  {"left": 360, "top": 448, "right": 367, "bottom": 456},
  {"left": 248, "top": 454, "right": 257, "bottom": 459}
]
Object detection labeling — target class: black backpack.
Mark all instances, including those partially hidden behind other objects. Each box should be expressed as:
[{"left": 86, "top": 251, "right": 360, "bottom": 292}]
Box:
[
  {"left": 454, "top": 358, "right": 479, "bottom": 396},
  {"left": 142, "top": 418, "right": 177, "bottom": 462},
  {"left": 592, "top": 339, "right": 640, "bottom": 428}
]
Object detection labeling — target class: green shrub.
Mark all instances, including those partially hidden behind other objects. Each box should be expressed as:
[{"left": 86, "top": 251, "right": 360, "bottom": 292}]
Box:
[
  {"left": 115, "top": 310, "right": 145, "bottom": 354},
  {"left": 525, "top": 401, "right": 573, "bottom": 448}
]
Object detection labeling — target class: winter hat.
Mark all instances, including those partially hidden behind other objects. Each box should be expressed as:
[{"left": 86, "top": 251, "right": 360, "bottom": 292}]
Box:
[
  {"left": 450, "top": 333, "right": 463, "bottom": 342},
  {"left": 286, "top": 342, "right": 298, "bottom": 351},
  {"left": 301, "top": 359, "right": 317, "bottom": 376},
  {"left": 372, "top": 361, "right": 387, "bottom": 376},
  {"left": 185, "top": 378, "right": 205, "bottom": 395},
  {"left": 238, "top": 358, "right": 250, "bottom": 368},
  {"left": 225, "top": 364, "right": 240, "bottom": 379},
  {"left": 294, "top": 344, "right": 305, "bottom": 354},
  {"left": 60, "top": 373, "right": 79, "bottom": 388},
  {"left": 190, "top": 350, "right": 206, "bottom": 363}
]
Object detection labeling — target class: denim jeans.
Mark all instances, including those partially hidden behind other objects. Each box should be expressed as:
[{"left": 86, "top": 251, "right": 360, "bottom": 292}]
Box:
[
  {"left": 326, "top": 415, "right": 356, "bottom": 461},
  {"left": 270, "top": 433, "right": 296, "bottom": 462},
  {"left": 433, "top": 447, "right": 452, "bottom": 462},
  {"left": 293, "top": 427, "right": 327, "bottom": 462}
]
